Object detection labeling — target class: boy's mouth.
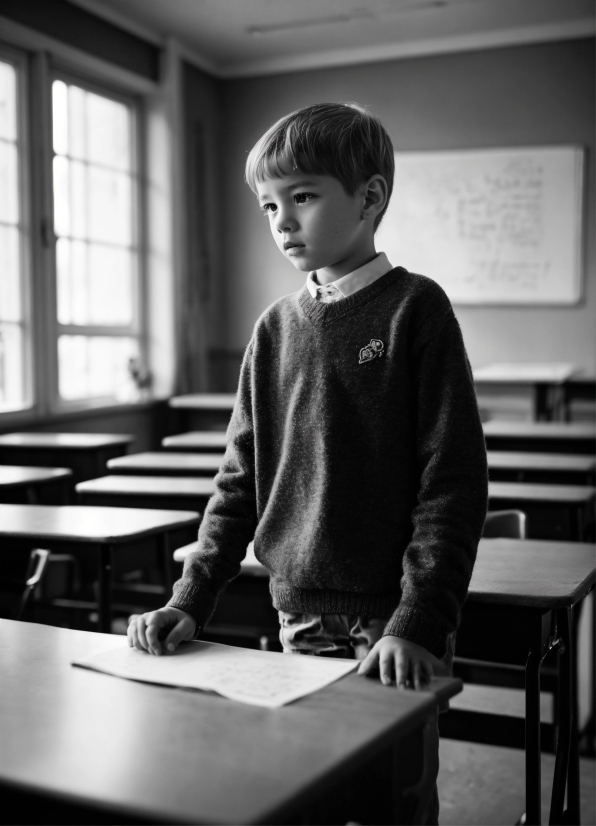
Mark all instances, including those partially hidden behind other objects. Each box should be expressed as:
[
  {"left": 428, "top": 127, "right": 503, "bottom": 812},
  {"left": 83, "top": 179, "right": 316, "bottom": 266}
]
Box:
[{"left": 283, "top": 242, "right": 304, "bottom": 251}]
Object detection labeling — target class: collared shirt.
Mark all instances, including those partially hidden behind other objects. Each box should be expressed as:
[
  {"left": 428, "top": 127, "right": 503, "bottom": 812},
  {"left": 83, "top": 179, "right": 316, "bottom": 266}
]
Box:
[{"left": 306, "top": 252, "right": 393, "bottom": 303}]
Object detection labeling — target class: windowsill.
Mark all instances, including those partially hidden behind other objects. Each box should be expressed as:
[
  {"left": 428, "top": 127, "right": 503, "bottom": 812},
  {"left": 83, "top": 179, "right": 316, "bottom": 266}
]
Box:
[{"left": 0, "top": 396, "right": 169, "bottom": 433}]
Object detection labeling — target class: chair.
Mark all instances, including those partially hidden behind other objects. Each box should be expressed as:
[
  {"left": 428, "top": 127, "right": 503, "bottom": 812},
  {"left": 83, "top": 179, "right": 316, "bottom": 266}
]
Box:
[
  {"left": 482, "top": 509, "right": 527, "bottom": 539},
  {"left": 12, "top": 549, "right": 51, "bottom": 621}
]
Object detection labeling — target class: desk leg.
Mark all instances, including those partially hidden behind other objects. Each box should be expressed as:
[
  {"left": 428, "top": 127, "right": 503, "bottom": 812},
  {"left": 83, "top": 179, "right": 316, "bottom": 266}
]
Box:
[
  {"left": 98, "top": 544, "right": 112, "bottom": 634},
  {"left": 526, "top": 617, "right": 544, "bottom": 825},
  {"left": 567, "top": 605, "right": 580, "bottom": 824},
  {"left": 549, "top": 608, "right": 572, "bottom": 825},
  {"left": 161, "top": 533, "right": 173, "bottom": 594}
]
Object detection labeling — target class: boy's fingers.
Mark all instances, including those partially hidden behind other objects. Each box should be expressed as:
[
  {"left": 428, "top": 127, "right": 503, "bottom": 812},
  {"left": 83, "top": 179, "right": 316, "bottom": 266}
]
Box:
[
  {"left": 164, "top": 618, "right": 192, "bottom": 652},
  {"left": 379, "top": 649, "right": 393, "bottom": 686},
  {"left": 413, "top": 661, "right": 423, "bottom": 691},
  {"left": 421, "top": 660, "right": 434, "bottom": 685},
  {"left": 395, "top": 653, "right": 409, "bottom": 690},
  {"left": 145, "top": 614, "right": 165, "bottom": 656},
  {"left": 357, "top": 648, "right": 378, "bottom": 675},
  {"left": 136, "top": 616, "right": 151, "bottom": 652}
]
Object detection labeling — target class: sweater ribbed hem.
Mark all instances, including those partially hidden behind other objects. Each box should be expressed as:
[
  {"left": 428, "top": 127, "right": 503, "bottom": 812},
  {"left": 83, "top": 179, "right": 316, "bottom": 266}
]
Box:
[
  {"left": 383, "top": 605, "right": 450, "bottom": 660},
  {"left": 270, "top": 580, "right": 399, "bottom": 619}
]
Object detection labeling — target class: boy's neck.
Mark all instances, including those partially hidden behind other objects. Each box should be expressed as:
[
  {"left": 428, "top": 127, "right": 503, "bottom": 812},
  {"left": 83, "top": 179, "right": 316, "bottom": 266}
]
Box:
[{"left": 315, "top": 246, "right": 378, "bottom": 286}]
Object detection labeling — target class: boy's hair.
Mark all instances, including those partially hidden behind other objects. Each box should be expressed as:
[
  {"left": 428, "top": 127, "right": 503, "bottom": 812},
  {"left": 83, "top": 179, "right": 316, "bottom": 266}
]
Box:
[{"left": 245, "top": 102, "right": 394, "bottom": 229}]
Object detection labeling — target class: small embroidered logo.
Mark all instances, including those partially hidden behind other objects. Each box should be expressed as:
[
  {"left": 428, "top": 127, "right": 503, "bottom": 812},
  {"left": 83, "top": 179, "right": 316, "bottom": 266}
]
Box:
[{"left": 359, "top": 339, "right": 385, "bottom": 364}]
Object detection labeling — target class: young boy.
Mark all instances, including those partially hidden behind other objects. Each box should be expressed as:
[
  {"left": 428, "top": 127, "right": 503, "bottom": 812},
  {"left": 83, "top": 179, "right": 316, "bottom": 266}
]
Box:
[{"left": 128, "top": 102, "right": 488, "bottom": 823}]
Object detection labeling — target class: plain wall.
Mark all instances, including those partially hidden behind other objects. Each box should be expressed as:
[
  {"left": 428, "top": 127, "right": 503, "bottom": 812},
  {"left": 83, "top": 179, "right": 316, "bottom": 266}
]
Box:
[{"left": 218, "top": 38, "right": 595, "bottom": 375}]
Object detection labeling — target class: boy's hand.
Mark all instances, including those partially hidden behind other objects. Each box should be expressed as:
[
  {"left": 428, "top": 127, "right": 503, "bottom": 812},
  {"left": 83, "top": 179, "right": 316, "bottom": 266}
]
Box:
[
  {"left": 127, "top": 607, "right": 197, "bottom": 656},
  {"left": 357, "top": 635, "right": 439, "bottom": 690}
]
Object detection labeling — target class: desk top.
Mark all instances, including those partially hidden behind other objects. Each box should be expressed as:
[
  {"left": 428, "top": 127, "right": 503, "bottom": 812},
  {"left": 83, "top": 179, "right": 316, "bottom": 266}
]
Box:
[
  {"left": 489, "top": 480, "right": 596, "bottom": 504},
  {"left": 473, "top": 363, "right": 578, "bottom": 384},
  {"left": 483, "top": 420, "right": 595, "bottom": 440},
  {"left": 469, "top": 537, "right": 595, "bottom": 608},
  {"left": 0, "top": 465, "right": 72, "bottom": 487},
  {"left": 0, "top": 432, "right": 134, "bottom": 449},
  {"left": 169, "top": 393, "right": 236, "bottom": 410},
  {"left": 0, "top": 620, "right": 460, "bottom": 825},
  {"left": 162, "top": 431, "right": 228, "bottom": 449},
  {"left": 77, "top": 475, "right": 216, "bottom": 498},
  {"left": 0, "top": 504, "right": 200, "bottom": 544},
  {"left": 174, "top": 540, "right": 265, "bottom": 575},
  {"left": 108, "top": 452, "right": 223, "bottom": 472},
  {"left": 487, "top": 451, "right": 596, "bottom": 472}
]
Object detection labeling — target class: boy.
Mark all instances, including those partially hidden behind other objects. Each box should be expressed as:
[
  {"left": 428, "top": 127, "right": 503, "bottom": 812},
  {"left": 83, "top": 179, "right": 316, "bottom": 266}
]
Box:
[{"left": 128, "top": 102, "right": 488, "bottom": 823}]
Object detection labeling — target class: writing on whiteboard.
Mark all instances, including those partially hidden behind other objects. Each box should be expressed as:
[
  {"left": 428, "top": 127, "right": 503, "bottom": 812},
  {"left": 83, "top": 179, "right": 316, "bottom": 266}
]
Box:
[{"left": 376, "top": 147, "right": 583, "bottom": 304}]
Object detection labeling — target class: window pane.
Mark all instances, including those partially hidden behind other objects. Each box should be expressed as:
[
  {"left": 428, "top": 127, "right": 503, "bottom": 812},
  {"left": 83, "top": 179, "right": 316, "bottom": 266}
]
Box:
[
  {"left": 87, "top": 91, "right": 130, "bottom": 171},
  {"left": 0, "top": 322, "right": 24, "bottom": 410},
  {"left": 88, "top": 244, "right": 133, "bottom": 324},
  {"left": 88, "top": 166, "right": 131, "bottom": 245},
  {"left": 0, "top": 61, "right": 16, "bottom": 141},
  {"left": 52, "top": 80, "right": 68, "bottom": 156},
  {"left": 0, "top": 225, "right": 21, "bottom": 322},
  {"left": 53, "top": 155, "right": 70, "bottom": 237},
  {"left": 68, "top": 84, "right": 86, "bottom": 161},
  {"left": 0, "top": 140, "right": 18, "bottom": 224},
  {"left": 58, "top": 335, "right": 138, "bottom": 400}
]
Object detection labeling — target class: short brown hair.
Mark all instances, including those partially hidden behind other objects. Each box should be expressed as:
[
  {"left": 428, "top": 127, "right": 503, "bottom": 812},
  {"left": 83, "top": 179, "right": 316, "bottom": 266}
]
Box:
[{"left": 245, "top": 102, "right": 394, "bottom": 229}]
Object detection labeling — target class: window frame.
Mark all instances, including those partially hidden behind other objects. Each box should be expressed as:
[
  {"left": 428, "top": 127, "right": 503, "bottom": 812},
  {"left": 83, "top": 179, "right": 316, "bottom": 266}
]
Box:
[
  {"left": 0, "top": 41, "right": 34, "bottom": 416},
  {"left": 46, "top": 64, "right": 147, "bottom": 412}
]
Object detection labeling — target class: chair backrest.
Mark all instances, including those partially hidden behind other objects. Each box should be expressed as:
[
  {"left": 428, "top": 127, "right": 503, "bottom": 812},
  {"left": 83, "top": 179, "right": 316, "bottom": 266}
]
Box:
[
  {"left": 13, "top": 549, "right": 51, "bottom": 621},
  {"left": 482, "top": 509, "right": 527, "bottom": 540}
]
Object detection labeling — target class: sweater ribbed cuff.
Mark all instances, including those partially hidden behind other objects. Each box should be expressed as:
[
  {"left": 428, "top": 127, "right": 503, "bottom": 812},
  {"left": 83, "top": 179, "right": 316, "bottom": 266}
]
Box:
[
  {"left": 167, "top": 582, "right": 218, "bottom": 636},
  {"left": 383, "top": 605, "right": 450, "bottom": 660}
]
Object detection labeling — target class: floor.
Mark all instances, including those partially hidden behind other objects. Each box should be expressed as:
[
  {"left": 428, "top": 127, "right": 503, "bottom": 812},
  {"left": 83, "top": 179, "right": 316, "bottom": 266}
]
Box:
[{"left": 438, "top": 738, "right": 595, "bottom": 825}]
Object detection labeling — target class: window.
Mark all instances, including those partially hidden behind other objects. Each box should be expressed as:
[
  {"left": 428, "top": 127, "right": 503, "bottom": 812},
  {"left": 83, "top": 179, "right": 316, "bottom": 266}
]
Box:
[
  {"left": 51, "top": 77, "right": 142, "bottom": 403},
  {"left": 0, "top": 55, "right": 28, "bottom": 413}
]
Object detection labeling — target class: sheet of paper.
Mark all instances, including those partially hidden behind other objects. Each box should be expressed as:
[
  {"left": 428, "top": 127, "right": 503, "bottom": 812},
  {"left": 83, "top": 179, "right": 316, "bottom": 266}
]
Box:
[{"left": 73, "top": 640, "right": 358, "bottom": 708}]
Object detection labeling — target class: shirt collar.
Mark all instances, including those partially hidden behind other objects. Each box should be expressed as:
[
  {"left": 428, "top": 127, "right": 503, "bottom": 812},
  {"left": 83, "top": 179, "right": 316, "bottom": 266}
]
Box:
[{"left": 306, "top": 252, "right": 393, "bottom": 299}]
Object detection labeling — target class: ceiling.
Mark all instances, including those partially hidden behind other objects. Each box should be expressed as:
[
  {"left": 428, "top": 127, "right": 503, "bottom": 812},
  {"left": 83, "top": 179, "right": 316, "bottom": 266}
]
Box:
[{"left": 71, "top": 0, "right": 595, "bottom": 77}]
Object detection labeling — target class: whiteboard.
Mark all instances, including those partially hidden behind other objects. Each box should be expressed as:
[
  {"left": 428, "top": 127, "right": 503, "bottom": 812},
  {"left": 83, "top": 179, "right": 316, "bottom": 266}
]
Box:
[{"left": 376, "top": 146, "right": 584, "bottom": 305}]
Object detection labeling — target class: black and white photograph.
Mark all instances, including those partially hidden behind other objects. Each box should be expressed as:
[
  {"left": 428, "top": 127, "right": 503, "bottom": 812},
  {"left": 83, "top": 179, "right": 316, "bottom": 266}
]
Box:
[{"left": 0, "top": 1, "right": 594, "bottom": 824}]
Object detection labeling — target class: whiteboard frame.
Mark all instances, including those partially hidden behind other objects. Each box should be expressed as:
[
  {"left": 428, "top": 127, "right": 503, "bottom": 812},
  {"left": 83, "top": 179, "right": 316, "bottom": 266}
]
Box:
[{"left": 377, "top": 145, "right": 586, "bottom": 307}]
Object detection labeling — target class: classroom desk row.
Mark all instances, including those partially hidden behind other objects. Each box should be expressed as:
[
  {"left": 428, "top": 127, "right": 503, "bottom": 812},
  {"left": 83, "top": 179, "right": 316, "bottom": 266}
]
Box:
[{"left": 173, "top": 535, "right": 596, "bottom": 825}]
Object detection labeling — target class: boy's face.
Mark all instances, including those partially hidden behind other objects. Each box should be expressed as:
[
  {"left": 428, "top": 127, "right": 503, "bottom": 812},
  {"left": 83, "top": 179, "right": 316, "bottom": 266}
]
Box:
[{"left": 256, "top": 171, "right": 371, "bottom": 277}]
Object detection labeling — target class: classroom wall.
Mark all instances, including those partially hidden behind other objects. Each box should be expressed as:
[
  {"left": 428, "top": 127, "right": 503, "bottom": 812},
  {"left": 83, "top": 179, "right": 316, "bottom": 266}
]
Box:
[{"left": 218, "top": 38, "right": 595, "bottom": 379}]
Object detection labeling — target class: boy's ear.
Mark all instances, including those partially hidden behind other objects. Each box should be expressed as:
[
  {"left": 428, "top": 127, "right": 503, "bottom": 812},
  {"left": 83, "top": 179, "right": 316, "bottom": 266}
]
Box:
[{"left": 361, "top": 175, "right": 388, "bottom": 221}]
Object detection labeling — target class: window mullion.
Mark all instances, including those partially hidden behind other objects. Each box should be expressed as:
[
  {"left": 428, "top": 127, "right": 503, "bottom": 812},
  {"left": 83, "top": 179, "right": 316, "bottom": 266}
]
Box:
[{"left": 29, "top": 50, "right": 59, "bottom": 415}]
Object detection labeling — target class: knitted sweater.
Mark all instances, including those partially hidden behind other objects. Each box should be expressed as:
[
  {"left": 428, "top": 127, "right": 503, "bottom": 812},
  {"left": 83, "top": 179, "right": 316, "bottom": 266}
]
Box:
[{"left": 169, "top": 267, "right": 488, "bottom": 658}]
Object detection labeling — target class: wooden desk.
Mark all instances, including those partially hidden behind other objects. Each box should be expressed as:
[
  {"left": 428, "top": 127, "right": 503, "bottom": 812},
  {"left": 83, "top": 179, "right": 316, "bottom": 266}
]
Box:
[
  {"left": 487, "top": 451, "right": 596, "bottom": 485},
  {"left": 0, "top": 620, "right": 461, "bottom": 825},
  {"left": 483, "top": 420, "right": 595, "bottom": 455},
  {"left": 473, "top": 363, "right": 579, "bottom": 421},
  {"left": 162, "top": 431, "right": 228, "bottom": 452},
  {"left": 0, "top": 433, "right": 134, "bottom": 490},
  {"left": 0, "top": 505, "right": 200, "bottom": 633},
  {"left": 450, "top": 538, "right": 596, "bottom": 825},
  {"left": 0, "top": 465, "right": 72, "bottom": 504},
  {"left": 77, "top": 475, "right": 215, "bottom": 512},
  {"left": 169, "top": 393, "right": 236, "bottom": 432},
  {"left": 108, "top": 452, "right": 223, "bottom": 477},
  {"left": 488, "top": 481, "right": 595, "bottom": 541}
]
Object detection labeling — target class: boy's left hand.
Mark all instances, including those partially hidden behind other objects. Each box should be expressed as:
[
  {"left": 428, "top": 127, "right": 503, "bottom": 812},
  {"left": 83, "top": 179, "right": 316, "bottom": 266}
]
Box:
[{"left": 357, "top": 635, "right": 439, "bottom": 690}]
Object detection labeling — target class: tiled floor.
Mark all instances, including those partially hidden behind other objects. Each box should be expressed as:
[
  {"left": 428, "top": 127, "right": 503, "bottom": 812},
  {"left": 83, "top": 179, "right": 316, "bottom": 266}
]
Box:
[{"left": 438, "top": 739, "right": 595, "bottom": 825}]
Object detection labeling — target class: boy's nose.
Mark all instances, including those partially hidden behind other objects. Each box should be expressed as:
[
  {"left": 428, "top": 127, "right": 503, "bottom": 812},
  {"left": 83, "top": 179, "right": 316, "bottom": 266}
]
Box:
[{"left": 274, "top": 209, "right": 297, "bottom": 233}]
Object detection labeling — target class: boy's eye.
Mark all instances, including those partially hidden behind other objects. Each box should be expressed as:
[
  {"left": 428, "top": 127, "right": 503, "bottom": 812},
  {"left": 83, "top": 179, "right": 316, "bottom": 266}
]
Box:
[
  {"left": 261, "top": 203, "right": 277, "bottom": 215},
  {"left": 294, "top": 192, "right": 314, "bottom": 204}
]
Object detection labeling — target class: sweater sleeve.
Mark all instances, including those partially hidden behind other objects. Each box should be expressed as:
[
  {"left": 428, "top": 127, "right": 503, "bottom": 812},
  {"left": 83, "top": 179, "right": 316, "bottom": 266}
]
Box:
[
  {"left": 167, "top": 341, "right": 258, "bottom": 631},
  {"left": 383, "top": 305, "right": 488, "bottom": 658}
]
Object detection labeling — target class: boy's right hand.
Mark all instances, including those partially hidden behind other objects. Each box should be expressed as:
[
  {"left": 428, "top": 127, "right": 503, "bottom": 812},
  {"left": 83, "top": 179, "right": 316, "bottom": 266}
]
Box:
[{"left": 127, "top": 607, "right": 197, "bottom": 656}]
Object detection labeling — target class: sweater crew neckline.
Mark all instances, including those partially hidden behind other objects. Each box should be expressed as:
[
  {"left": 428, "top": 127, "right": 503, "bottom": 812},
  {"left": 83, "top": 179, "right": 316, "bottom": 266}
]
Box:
[{"left": 298, "top": 266, "right": 405, "bottom": 324}]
